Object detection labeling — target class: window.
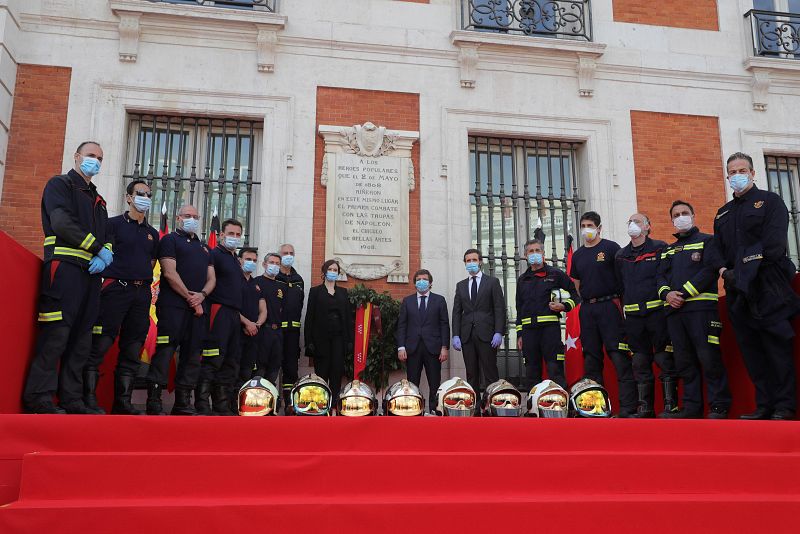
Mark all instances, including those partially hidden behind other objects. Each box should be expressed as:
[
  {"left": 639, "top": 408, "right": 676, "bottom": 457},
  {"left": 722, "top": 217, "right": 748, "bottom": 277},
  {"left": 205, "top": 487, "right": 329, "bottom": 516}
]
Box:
[
  {"left": 764, "top": 155, "right": 800, "bottom": 269},
  {"left": 150, "top": 0, "right": 277, "bottom": 11},
  {"left": 461, "top": 0, "right": 593, "bottom": 41},
  {"left": 123, "top": 114, "right": 262, "bottom": 244},
  {"left": 469, "top": 136, "right": 584, "bottom": 385},
  {"left": 748, "top": 0, "right": 800, "bottom": 58}
]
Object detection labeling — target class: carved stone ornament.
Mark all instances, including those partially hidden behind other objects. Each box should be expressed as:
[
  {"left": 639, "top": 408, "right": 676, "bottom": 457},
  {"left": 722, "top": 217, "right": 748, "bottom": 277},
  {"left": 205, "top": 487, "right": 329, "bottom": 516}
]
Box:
[
  {"left": 344, "top": 122, "right": 397, "bottom": 157},
  {"left": 751, "top": 68, "right": 770, "bottom": 112},
  {"left": 335, "top": 259, "right": 403, "bottom": 282}
]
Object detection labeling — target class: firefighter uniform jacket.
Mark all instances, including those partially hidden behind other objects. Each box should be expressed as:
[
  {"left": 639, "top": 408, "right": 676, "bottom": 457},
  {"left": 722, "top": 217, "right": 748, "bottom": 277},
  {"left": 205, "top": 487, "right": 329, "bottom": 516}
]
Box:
[
  {"left": 615, "top": 237, "right": 668, "bottom": 316},
  {"left": 657, "top": 227, "right": 721, "bottom": 315},
  {"left": 276, "top": 267, "right": 305, "bottom": 329},
  {"left": 41, "top": 170, "right": 110, "bottom": 266},
  {"left": 515, "top": 264, "right": 580, "bottom": 331}
]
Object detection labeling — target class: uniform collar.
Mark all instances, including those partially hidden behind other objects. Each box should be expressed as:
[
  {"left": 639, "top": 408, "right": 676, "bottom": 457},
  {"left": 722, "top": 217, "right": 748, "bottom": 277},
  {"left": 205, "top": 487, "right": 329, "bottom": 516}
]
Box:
[
  {"left": 123, "top": 211, "right": 149, "bottom": 226},
  {"left": 67, "top": 169, "right": 97, "bottom": 192},
  {"left": 673, "top": 226, "right": 699, "bottom": 239},
  {"left": 175, "top": 228, "right": 199, "bottom": 241},
  {"left": 734, "top": 184, "right": 759, "bottom": 203},
  {"left": 215, "top": 243, "right": 236, "bottom": 257}
]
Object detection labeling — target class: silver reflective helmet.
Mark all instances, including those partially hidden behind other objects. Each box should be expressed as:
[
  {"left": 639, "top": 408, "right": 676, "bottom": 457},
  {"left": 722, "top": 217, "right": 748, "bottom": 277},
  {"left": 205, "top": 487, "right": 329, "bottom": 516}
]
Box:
[
  {"left": 383, "top": 379, "right": 425, "bottom": 416},
  {"left": 527, "top": 379, "right": 568, "bottom": 418},
  {"left": 290, "top": 373, "right": 333, "bottom": 416},
  {"left": 481, "top": 379, "right": 522, "bottom": 417},
  {"left": 569, "top": 378, "right": 612, "bottom": 418},
  {"left": 337, "top": 379, "right": 378, "bottom": 416},
  {"left": 238, "top": 376, "right": 279, "bottom": 416},
  {"left": 550, "top": 288, "right": 571, "bottom": 303},
  {"left": 436, "top": 377, "right": 477, "bottom": 417}
]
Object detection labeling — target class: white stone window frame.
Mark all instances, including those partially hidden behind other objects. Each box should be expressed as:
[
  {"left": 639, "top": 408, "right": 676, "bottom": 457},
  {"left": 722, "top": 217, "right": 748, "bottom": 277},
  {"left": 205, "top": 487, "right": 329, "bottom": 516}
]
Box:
[{"left": 88, "top": 81, "right": 294, "bottom": 256}]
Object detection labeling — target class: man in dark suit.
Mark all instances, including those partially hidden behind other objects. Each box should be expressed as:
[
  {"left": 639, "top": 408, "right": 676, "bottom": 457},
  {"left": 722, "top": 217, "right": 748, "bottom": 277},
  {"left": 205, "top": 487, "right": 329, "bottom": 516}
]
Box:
[
  {"left": 452, "top": 249, "right": 506, "bottom": 396},
  {"left": 397, "top": 269, "right": 450, "bottom": 410}
]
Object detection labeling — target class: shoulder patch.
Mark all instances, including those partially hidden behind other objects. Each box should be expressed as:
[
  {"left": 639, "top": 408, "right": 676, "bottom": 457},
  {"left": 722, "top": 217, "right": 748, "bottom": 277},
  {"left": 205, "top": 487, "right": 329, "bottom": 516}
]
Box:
[{"left": 754, "top": 201, "right": 764, "bottom": 209}]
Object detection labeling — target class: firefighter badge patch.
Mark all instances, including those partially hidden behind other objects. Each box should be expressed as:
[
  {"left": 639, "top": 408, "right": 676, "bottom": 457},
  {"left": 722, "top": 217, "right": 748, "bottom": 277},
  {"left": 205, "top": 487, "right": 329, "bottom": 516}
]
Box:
[
  {"left": 255, "top": 285, "right": 261, "bottom": 292},
  {"left": 147, "top": 234, "right": 154, "bottom": 240},
  {"left": 596, "top": 252, "right": 606, "bottom": 262},
  {"left": 754, "top": 201, "right": 764, "bottom": 209},
  {"left": 691, "top": 252, "right": 702, "bottom": 262},
  {"left": 277, "top": 289, "right": 283, "bottom": 299}
]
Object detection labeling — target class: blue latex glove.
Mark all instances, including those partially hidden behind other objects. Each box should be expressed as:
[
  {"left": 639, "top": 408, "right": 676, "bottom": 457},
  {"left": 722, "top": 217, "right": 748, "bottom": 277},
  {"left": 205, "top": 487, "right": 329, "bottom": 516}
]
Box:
[
  {"left": 88, "top": 255, "right": 107, "bottom": 275},
  {"left": 491, "top": 332, "right": 503, "bottom": 349},
  {"left": 452, "top": 336, "right": 462, "bottom": 351},
  {"left": 97, "top": 247, "right": 113, "bottom": 266}
]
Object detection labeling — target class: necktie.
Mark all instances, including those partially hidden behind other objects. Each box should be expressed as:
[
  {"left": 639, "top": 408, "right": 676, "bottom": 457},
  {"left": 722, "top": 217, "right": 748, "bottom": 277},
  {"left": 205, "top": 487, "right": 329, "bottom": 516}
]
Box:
[
  {"left": 419, "top": 295, "right": 427, "bottom": 318},
  {"left": 470, "top": 276, "right": 478, "bottom": 302}
]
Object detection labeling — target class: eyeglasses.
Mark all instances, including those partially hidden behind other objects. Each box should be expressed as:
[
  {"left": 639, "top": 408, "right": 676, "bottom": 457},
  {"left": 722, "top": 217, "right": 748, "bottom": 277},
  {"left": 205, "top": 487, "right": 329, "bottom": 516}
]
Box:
[
  {"left": 178, "top": 214, "right": 199, "bottom": 220},
  {"left": 132, "top": 191, "right": 152, "bottom": 198}
]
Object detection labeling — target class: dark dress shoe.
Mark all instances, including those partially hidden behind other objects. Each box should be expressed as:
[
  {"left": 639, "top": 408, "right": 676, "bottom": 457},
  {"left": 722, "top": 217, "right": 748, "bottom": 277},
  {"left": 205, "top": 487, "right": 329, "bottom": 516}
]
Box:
[
  {"left": 707, "top": 407, "right": 728, "bottom": 419},
  {"left": 26, "top": 400, "right": 67, "bottom": 414},
  {"left": 660, "top": 408, "right": 702, "bottom": 419},
  {"left": 771, "top": 409, "right": 796, "bottom": 421},
  {"left": 739, "top": 408, "right": 773, "bottom": 420},
  {"left": 60, "top": 400, "right": 97, "bottom": 414}
]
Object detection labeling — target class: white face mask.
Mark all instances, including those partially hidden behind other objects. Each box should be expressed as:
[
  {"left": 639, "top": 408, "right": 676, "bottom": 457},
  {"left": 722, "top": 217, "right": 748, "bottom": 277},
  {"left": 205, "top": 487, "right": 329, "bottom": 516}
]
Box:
[
  {"left": 673, "top": 215, "right": 693, "bottom": 232},
  {"left": 581, "top": 227, "right": 598, "bottom": 241},
  {"left": 627, "top": 221, "right": 642, "bottom": 238}
]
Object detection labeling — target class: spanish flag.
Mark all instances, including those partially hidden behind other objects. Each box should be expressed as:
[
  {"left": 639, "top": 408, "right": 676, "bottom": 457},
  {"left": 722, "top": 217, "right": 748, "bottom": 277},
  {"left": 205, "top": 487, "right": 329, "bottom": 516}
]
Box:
[{"left": 139, "top": 203, "right": 169, "bottom": 364}]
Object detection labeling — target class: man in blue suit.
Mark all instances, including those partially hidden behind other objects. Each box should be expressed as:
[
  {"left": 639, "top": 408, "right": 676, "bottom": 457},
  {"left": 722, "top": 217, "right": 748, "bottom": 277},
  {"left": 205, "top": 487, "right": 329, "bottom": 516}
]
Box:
[{"left": 397, "top": 269, "right": 451, "bottom": 410}]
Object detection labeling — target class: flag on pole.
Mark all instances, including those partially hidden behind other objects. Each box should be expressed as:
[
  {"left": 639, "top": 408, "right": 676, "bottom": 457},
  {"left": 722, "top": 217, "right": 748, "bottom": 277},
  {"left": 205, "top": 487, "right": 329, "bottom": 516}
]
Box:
[
  {"left": 353, "top": 303, "right": 373, "bottom": 380},
  {"left": 140, "top": 202, "right": 169, "bottom": 364},
  {"left": 207, "top": 207, "right": 220, "bottom": 249},
  {"left": 564, "top": 234, "right": 584, "bottom": 385}
]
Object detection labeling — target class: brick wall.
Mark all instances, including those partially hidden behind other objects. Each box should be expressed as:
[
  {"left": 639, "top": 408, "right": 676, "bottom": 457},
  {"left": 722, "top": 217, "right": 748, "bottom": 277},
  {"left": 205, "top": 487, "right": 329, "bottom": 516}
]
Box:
[
  {"left": 313, "top": 87, "right": 420, "bottom": 301},
  {"left": 613, "top": 0, "right": 719, "bottom": 31},
  {"left": 0, "top": 65, "right": 72, "bottom": 257},
  {"left": 630, "top": 110, "right": 725, "bottom": 243}
]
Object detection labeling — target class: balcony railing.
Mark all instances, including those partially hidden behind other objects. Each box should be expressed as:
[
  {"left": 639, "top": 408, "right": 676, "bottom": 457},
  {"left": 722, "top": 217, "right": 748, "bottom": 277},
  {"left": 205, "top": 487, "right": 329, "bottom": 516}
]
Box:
[
  {"left": 460, "top": 0, "right": 592, "bottom": 41},
  {"left": 746, "top": 9, "right": 800, "bottom": 58},
  {"left": 145, "top": 0, "right": 277, "bottom": 11}
]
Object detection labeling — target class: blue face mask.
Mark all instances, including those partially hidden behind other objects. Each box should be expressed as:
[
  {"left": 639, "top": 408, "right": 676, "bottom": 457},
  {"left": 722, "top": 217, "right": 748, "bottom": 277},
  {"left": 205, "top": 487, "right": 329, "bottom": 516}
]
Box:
[
  {"left": 182, "top": 217, "right": 199, "bottom": 234},
  {"left": 528, "top": 253, "right": 543, "bottom": 265},
  {"left": 266, "top": 263, "right": 280, "bottom": 277},
  {"left": 325, "top": 270, "right": 338, "bottom": 282},
  {"left": 281, "top": 254, "right": 294, "bottom": 267},
  {"left": 415, "top": 279, "right": 430, "bottom": 293},
  {"left": 465, "top": 262, "right": 480, "bottom": 275},
  {"left": 242, "top": 260, "right": 257, "bottom": 274},
  {"left": 729, "top": 173, "right": 751, "bottom": 193},
  {"left": 224, "top": 236, "right": 241, "bottom": 250},
  {"left": 80, "top": 157, "right": 101, "bottom": 177},
  {"left": 132, "top": 196, "right": 151, "bottom": 213}
]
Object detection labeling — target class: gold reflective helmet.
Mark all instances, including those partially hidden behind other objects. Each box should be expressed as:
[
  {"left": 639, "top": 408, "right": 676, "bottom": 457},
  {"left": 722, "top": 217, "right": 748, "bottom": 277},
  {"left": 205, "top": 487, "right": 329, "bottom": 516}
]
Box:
[
  {"left": 527, "top": 379, "right": 568, "bottom": 418},
  {"left": 337, "top": 379, "right": 378, "bottom": 416},
  {"left": 238, "top": 376, "right": 279, "bottom": 416},
  {"left": 291, "top": 374, "right": 332, "bottom": 416},
  {"left": 436, "top": 377, "right": 477, "bottom": 417},
  {"left": 481, "top": 379, "right": 522, "bottom": 417},
  {"left": 569, "top": 378, "right": 612, "bottom": 418},
  {"left": 383, "top": 379, "right": 425, "bottom": 416}
]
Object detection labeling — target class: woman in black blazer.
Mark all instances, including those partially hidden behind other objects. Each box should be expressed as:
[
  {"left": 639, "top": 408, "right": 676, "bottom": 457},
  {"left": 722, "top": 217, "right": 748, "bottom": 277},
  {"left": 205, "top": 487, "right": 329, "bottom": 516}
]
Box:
[{"left": 304, "top": 259, "right": 353, "bottom": 402}]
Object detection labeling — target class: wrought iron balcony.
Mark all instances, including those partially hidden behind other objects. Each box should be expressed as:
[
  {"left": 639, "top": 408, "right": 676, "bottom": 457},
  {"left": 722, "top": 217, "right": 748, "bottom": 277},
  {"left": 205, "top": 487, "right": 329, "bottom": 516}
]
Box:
[
  {"left": 746, "top": 9, "right": 800, "bottom": 58},
  {"left": 460, "top": 0, "right": 593, "bottom": 41},
  {"left": 145, "top": 0, "right": 277, "bottom": 12}
]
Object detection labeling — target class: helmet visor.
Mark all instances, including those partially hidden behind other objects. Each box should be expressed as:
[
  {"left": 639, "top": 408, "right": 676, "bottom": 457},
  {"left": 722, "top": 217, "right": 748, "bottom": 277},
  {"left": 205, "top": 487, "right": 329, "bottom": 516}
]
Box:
[
  {"left": 574, "top": 389, "right": 610, "bottom": 417},
  {"left": 388, "top": 395, "right": 423, "bottom": 416},
  {"left": 340, "top": 395, "right": 372, "bottom": 416},
  {"left": 238, "top": 388, "right": 275, "bottom": 416},
  {"left": 293, "top": 385, "right": 330, "bottom": 415},
  {"left": 538, "top": 392, "right": 568, "bottom": 418}
]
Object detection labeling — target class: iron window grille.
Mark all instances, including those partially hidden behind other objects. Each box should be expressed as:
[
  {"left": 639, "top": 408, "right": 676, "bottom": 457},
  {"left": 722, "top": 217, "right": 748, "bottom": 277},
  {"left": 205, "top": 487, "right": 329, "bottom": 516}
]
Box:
[
  {"left": 764, "top": 155, "right": 800, "bottom": 269},
  {"left": 745, "top": 8, "right": 800, "bottom": 58},
  {"left": 469, "top": 136, "right": 584, "bottom": 386},
  {"left": 144, "top": 0, "right": 277, "bottom": 11},
  {"left": 461, "top": 0, "right": 593, "bottom": 41},
  {"left": 123, "top": 114, "right": 262, "bottom": 245}
]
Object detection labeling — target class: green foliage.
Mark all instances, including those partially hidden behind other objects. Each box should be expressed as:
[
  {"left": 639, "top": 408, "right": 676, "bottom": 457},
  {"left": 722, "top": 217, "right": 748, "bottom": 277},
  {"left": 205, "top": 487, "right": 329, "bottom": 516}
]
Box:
[{"left": 345, "top": 284, "right": 403, "bottom": 390}]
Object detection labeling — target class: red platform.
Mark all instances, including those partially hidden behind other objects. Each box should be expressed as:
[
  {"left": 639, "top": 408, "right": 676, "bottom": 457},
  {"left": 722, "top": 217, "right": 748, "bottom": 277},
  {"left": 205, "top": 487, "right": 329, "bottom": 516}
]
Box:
[{"left": 1, "top": 415, "right": 799, "bottom": 533}]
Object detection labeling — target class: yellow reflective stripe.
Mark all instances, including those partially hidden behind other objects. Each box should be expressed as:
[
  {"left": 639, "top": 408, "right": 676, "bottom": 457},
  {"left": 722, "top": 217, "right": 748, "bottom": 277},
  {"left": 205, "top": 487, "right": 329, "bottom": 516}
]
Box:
[
  {"left": 520, "top": 317, "right": 532, "bottom": 325},
  {"left": 79, "top": 233, "right": 96, "bottom": 251},
  {"left": 515, "top": 325, "right": 522, "bottom": 332},
  {"left": 291, "top": 321, "right": 301, "bottom": 328},
  {"left": 38, "top": 311, "right": 63, "bottom": 322},
  {"left": 92, "top": 326, "right": 103, "bottom": 335},
  {"left": 686, "top": 293, "right": 718, "bottom": 302},
  {"left": 618, "top": 343, "right": 630, "bottom": 351},
  {"left": 53, "top": 247, "right": 93, "bottom": 261},
  {"left": 43, "top": 236, "right": 56, "bottom": 246},
  {"left": 556, "top": 354, "right": 565, "bottom": 361},
  {"left": 683, "top": 281, "right": 699, "bottom": 297},
  {"left": 684, "top": 242, "right": 705, "bottom": 250},
  {"left": 665, "top": 344, "right": 674, "bottom": 353},
  {"left": 563, "top": 299, "right": 575, "bottom": 310},
  {"left": 646, "top": 300, "right": 663, "bottom": 309},
  {"left": 103, "top": 243, "right": 113, "bottom": 251},
  {"left": 280, "top": 321, "right": 289, "bottom": 328},
  {"left": 658, "top": 285, "right": 671, "bottom": 297},
  {"left": 661, "top": 250, "right": 675, "bottom": 259},
  {"left": 707, "top": 335, "right": 720, "bottom": 345},
  {"left": 202, "top": 349, "right": 220, "bottom": 357},
  {"left": 536, "top": 315, "right": 559, "bottom": 323},
  {"left": 156, "top": 336, "right": 170, "bottom": 344},
  {"left": 623, "top": 304, "right": 639, "bottom": 312}
]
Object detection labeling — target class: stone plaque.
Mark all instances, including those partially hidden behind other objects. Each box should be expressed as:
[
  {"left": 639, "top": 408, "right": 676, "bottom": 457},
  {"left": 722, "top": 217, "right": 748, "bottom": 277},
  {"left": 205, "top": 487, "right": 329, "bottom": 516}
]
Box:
[{"left": 320, "top": 122, "right": 419, "bottom": 283}]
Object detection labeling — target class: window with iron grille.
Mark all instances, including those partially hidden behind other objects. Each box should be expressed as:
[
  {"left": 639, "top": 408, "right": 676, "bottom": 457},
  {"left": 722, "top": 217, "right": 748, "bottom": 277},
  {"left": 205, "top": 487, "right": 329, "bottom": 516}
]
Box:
[
  {"left": 764, "top": 154, "right": 800, "bottom": 269},
  {"left": 469, "top": 136, "right": 584, "bottom": 385},
  {"left": 124, "top": 114, "right": 262, "bottom": 245}
]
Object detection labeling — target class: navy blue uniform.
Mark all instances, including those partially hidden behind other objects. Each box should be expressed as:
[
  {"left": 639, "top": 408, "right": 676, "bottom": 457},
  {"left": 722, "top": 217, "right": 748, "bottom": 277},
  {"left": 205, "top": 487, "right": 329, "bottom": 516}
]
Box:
[
  {"left": 615, "top": 237, "right": 676, "bottom": 383},
  {"left": 24, "top": 170, "right": 110, "bottom": 409},
  {"left": 276, "top": 268, "right": 304, "bottom": 400},
  {"left": 714, "top": 185, "right": 800, "bottom": 415},
  {"left": 86, "top": 213, "right": 159, "bottom": 377},
  {"left": 238, "top": 275, "right": 265, "bottom": 385},
  {"left": 515, "top": 264, "right": 579, "bottom": 390},
  {"left": 570, "top": 238, "right": 635, "bottom": 413},
  {"left": 146, "top": 229, "right": 211, "bottom": 389},
  {"left": 201, "top": 245, "right": 244, "bottom": 391},
  {"left": 256, "top": 275, "right": 285, "bottom": 386},
  {"left": 657, "top": 227, "right": 731, "bottom": 415}
]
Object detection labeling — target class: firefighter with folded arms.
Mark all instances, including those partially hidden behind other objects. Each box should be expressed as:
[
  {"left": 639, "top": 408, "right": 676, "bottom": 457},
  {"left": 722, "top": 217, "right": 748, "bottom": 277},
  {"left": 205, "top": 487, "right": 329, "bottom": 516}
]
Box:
[{"left": 24, "top": 141, "right": 113, "bottom": 414}]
